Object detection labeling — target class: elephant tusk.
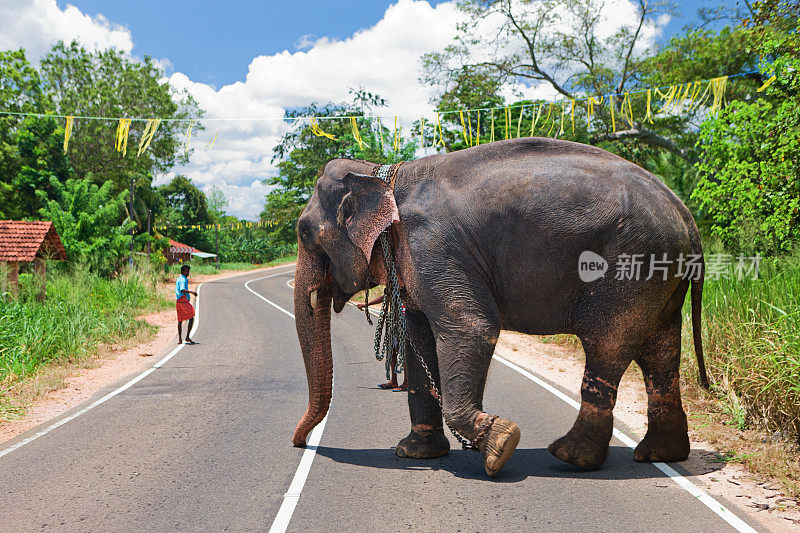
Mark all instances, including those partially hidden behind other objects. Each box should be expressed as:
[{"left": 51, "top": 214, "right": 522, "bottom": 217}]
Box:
[{"left": 310, "top": 289, "right": 319, "bottom": 309}]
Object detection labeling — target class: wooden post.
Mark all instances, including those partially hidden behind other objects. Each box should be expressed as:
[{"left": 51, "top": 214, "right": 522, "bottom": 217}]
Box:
[
  {"left": 35, "top": 256, "right": 46, "bottom": 303},
  {"left": 1, "top": 261, "right": 6, "bottom": 298},
  {"left": 8, "top": 261, "right": 19, "bottom": 300}
]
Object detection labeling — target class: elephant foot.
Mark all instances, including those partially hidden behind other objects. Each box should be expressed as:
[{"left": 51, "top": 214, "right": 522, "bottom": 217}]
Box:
[
  {"left": 478, "top": 417, "right": 521, "bottom": 477},
  {"left": 548, "top": 428, "right": 609, "bottom": 470},
  {"left": 395, "top": 426, "right": 450, "bottom": 459},
  {"left": 633, "top": 431, "right": 690, "bottom": 462}
]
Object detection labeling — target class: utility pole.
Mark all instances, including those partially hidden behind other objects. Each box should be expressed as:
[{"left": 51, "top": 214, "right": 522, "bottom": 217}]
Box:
[
  {"left": 129, "top": 177, "right": 135, "bottom": 268},
  {"left": 215, "top": 224, "right": 219, "bottom": 269}
]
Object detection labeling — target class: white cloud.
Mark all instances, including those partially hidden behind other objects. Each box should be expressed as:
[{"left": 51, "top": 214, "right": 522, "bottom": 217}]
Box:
[
  {"left": 0, "top": 0, "right": 134, "bottom": 59},
  {"left": 0, "top": 0, "right": 668, "bottom": 219}
]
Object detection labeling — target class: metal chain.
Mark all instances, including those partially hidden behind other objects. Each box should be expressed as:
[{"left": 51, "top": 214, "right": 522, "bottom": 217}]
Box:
[{"left": 370, "top": 164, "right": 478, "bottom": 450}]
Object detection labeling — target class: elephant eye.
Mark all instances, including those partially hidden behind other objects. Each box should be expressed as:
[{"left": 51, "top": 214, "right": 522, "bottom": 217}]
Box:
[{"left": 298, "top": 219, "right": 312, "bottom": 244}]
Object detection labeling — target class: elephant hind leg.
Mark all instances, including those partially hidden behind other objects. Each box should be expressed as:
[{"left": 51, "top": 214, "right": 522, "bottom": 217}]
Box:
[
  {"left": 633, "top": 310, "right": 689, "bottom": 462},
  {"left": 548, "top": 339, "right": 633, "bottom": 469}
]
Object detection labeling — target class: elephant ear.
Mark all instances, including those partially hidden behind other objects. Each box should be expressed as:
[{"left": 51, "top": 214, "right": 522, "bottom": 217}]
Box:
[{"left": 339, "top": 172, "right": 400, "bottom": 264}]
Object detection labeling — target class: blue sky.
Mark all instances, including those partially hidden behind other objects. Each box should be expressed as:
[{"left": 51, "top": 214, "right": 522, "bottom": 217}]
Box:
[
  {"left": 56, "top": 1, "right": 454, "bottom": 87},
  {"left": 57, "top": 0, "right": 739, "bottom": 88}
]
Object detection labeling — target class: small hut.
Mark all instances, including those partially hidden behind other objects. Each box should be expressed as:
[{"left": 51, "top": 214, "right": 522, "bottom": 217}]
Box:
[
  {"left": 164, "top": 238, "right": 216, "bottom": 265},
  {"left": 0, "top": 221, "right": 68, "bottom": 301}
]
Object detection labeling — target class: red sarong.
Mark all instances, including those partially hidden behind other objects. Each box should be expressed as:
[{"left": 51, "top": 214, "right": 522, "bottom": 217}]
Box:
[{"left": 176, "top": 299, "right": 195, "bottom": 322}]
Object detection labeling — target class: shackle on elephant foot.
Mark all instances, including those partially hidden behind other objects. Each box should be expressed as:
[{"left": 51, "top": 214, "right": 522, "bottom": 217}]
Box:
[{"left": 476, "top": 417, "right": 521, "bottom": 477}]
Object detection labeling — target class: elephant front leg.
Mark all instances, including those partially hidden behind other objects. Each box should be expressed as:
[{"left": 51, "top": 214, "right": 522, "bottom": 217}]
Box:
[
  {"left": 548, "top": 341, "right": 631, "bottom": 469},
  {"left": 435, "top": 314, "right": 521, "bottom": 477},
  {"left": 395, "top": 309, "right": 450, "bottom": 459}
]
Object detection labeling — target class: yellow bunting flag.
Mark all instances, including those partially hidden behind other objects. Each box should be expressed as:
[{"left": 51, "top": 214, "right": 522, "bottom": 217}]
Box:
[
  {"left": 620, "top": 92, "right": 634, "bottom": 128},
  {"left": 466, "top": 110, "right": 474, "bottom": 146},
  {"left": 205, "top": 126, "right": 220, "bottom": 150},
  {"left": 350, "top": 117, "right": 365, "bottom": 150},
  {"left": 516, "top": 106, "right": 524, "bottom": 138},
  {"left": 757, "top": 75, "right": 776, "bottom": 92},
  {"left": 137, "top": 118, "right": 161, "bottom": 157},
  {"left": 310, "top": 117, "right": 336, "bottom": 140},
  {"left": 377, "top": 118, "right": 386, "bottom": 152},
  {"left": 610, "top": 97, "right": 617, "bottom": 132},
  {"left": 531, "top": 104, "right": 541, "bottom": 135},
  {"left": 436, "top": 113, "right": 445, "bottom": 147},
  {"left": 419, "top": 117, "right": 426, "bottom": 149},
  {"left": 570, "top": 100, "right": 575, "bottom": 133},
  {"left": 547, "top": 104, "right": 558, "bottom": 136},
  {"left": 541, "top": 103, "right": 552, "bottom": 132},
  {"left": 710, "top": 76, "right": 728, "bottom": 111},
  {"left": 504, "top": 107, "right": 510, "bottom": 140},
  {"left": 587, "top": 96, "right": 602, "bottom": 126},
  {"left": 459, "top": 110, "right": 469, "bottom": 145},
  {"left": 476, "top": 111, "right": 481, "bottom": 145},
  {"left": 490, "top": 109, "right": 495, "bottom": 143},
  {"left": 645, "top": 89, "right": 654, "bottom": 123},
  {"left": 184, "top": 119, "right": 194, "bottom": 155},
  {"left": 688, "top": 81, "right": 704, "bottom": 108},
  {"left": 393, "top": 116, "right": 401, "bottom": 152},
  {"left": 63, "top": 115, "right": 74, "bottom": 152},
  {"left": 115, "top": 118, "right": 132, "bottom": 156}
]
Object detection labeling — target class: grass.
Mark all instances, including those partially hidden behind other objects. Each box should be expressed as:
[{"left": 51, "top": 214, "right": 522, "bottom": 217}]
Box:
[
  {"left": 680, "top": 252, "right": 800, "bottom": 439},
  {"left": 0, "top": 263, "right": 166, "bottom": 416}
]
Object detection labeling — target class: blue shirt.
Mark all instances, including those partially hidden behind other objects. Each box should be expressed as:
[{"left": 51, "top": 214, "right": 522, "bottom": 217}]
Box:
[{"left": 176, "top": 275, "right": 189, "bottom": 301}]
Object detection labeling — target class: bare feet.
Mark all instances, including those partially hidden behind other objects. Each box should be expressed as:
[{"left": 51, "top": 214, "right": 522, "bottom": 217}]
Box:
[{"left": 378, "top": 381, "right": 398, "bottom": 389}]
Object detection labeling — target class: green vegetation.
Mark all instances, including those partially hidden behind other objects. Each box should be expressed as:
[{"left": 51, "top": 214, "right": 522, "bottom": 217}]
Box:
[
  {"left": 681, "top": 252, "right": 800, "bottom": 438},
  {"left": 0, "top": 263, "right": 166, "bottom": 388}
]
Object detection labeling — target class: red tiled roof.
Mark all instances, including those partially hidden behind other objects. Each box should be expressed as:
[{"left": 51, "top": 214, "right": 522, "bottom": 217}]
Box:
[
  {"left": 0, "top": 221, "right": 68, "bottom": 262},
  {"left": 168, "top": 239, "right": 200, "bottom": 255}
]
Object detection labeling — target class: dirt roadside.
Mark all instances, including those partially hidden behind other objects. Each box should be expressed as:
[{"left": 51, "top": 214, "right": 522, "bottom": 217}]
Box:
[
  {"left": 0, "top": 264, "right": 293, "bottom": 446},
  {"left": 496, "top": 331, "right": 800, "bottom": 532}
]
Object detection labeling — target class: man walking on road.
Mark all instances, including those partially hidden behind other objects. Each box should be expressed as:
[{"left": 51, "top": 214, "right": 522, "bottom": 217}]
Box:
[{"left": 176, "top": 264, "right": 198, "bottom": 345}]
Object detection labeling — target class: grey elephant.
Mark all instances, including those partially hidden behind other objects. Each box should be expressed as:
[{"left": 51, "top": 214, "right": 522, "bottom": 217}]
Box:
[{"left": 291, "top": 137, "right": 708, "bottom": 477}]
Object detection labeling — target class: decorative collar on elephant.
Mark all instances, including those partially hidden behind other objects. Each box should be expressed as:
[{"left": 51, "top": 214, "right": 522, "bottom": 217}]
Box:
[{"left": 371, "top": 162, "right": 405, "bottom": 190}]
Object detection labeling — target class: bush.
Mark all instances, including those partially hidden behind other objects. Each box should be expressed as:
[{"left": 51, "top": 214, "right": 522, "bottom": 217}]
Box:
[{"left": 0, "top": 264, "right": 164, "bottom": 384}]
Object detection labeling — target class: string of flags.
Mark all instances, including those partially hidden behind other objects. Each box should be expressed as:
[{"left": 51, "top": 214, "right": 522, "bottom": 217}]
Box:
[
  {"left": 156, "top": 219, "right": 280, "bottom": 232},
  {"left": 0, "top": 71, "right": 767, "bottom": 157}
]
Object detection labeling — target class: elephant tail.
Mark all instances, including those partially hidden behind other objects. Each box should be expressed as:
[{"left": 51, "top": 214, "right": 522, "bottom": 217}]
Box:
[{"left": 691, "top": 257, "right": 710, "bottom": 389}]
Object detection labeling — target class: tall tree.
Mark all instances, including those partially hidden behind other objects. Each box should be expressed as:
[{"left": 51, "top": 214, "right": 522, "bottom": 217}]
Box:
[
  {"left": 421, "top": 0, "right": 757, "bottom": 161},
  {"left": 691, "top": 0, "right": 799, "bottom": 253},
  {"left": 157, "top": 175, "right": 214, "bottom": 251},
  {"left": 39, "top": 41, "right": 201, "bottom": 221}
]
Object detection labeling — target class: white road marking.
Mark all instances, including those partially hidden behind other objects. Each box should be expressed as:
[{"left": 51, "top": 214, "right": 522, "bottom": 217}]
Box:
[
  {"left": 0, "top": 266, "right": 296, "bottom": 460},
  {"left": 0, "top": 280, "right": 207, "bottom": 459},
  {"left": 244, "top": 272, "right": 297, "bottom": 319},
  {"left": 347, "top": 298, "right": 755, "bottom": 532},
  {"left": 492, "top": 351, "right": 757, "bottom": 533},
  {"left": 244, "top": 270, "right": 332, "bottom": 533}
]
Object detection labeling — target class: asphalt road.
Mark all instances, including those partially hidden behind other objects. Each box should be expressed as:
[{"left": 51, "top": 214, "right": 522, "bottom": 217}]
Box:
[{"left": 0, "top": 268, "right": 763, "bottom": 532}]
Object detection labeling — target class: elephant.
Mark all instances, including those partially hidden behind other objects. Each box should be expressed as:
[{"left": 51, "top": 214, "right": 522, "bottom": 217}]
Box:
[{"left": 291, "top": 137, "right": 708, "bottom": 477}]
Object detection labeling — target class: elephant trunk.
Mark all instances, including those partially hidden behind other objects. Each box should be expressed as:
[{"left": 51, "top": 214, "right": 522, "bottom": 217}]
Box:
[{"left": 292, "top": 243, "right": 333, "bottom": 447}]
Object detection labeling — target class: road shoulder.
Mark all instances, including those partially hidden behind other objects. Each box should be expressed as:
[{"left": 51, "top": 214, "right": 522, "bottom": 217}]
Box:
[
  {"left": 0, "top": 264, "right": 294, "bottom": 447},
  {"left": 496, "top": 331, "right": 800, "bottom": 532}
]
